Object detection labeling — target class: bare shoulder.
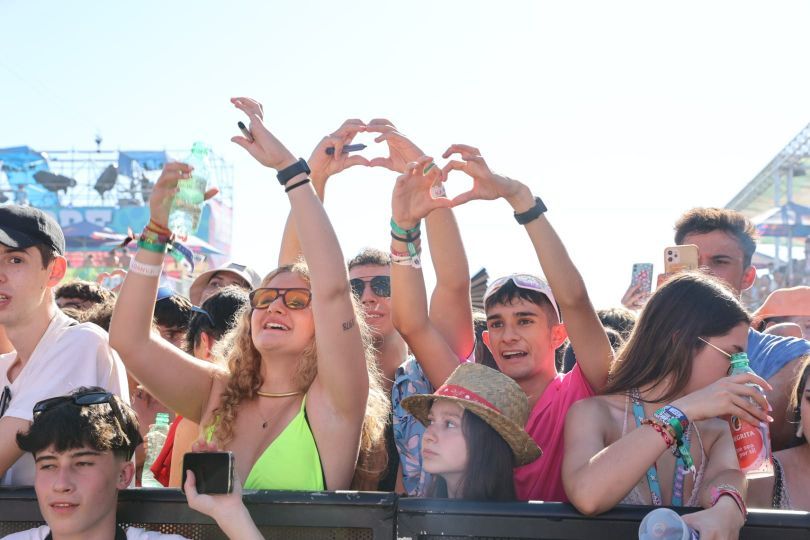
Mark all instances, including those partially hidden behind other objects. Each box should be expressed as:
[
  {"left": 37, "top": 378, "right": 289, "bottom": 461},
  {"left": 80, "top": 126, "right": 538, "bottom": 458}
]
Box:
[{"left": 568, "top": 394, "right": 620, "bottom": 421}]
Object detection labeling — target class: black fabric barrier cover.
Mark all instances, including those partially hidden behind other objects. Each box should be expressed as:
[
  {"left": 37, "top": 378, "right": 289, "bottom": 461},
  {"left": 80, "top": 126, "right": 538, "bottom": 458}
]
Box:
[{"left": 0, "top": 488, "right": 807, "bottom": 539}]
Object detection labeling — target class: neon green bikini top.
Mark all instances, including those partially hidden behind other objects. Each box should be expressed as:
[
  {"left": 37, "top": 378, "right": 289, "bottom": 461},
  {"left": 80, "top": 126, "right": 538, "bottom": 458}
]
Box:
[{"left": 206, "top": 397, "right": 325, "bottom": 490}]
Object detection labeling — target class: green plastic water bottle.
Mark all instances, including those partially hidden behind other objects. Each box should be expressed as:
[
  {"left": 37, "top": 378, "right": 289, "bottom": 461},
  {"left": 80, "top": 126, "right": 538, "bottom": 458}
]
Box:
[
  {"left": 168, "top": 142, "right": 210, "bottom": 238},
  {"left": 141, "top": 412, "right": 171, "bottom": 487}
]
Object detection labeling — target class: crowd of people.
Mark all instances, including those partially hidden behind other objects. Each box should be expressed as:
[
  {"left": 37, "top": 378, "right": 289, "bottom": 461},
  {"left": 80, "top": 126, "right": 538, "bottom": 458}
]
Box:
[{"left": 0, "top": 97, "right": 809, "bottom": 539}]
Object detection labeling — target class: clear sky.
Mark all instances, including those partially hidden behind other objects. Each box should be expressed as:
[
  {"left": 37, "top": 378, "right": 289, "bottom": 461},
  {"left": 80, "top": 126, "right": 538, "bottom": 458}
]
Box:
[{"left": 2, "top": 0, "right": 810, "bottom": 307}]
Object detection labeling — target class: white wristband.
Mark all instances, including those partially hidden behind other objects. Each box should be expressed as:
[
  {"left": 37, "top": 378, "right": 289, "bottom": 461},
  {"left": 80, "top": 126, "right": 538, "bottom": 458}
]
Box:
[{"left": 129, "top": 259, "right": 162, "bottom": 277}]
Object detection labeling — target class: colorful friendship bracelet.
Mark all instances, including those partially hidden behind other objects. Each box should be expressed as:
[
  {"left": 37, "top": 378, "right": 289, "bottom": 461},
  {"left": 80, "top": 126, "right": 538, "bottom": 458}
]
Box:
[
  {"left": 641, "top": 418, "right": 675, "bottom": 448},
  {"left": 390, "top": 218, "right": 422, "bottom": 260},
  {"left": 711, "top": 484, "right": 747, "bottom": 521}
]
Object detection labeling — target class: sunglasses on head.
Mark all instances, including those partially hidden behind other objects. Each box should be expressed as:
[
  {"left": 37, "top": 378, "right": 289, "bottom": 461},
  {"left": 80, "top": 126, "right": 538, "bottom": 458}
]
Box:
[
  {"left": 350, "top": 276, "right": 391, "bottom": 298},
  {"left": 249, "top": 287, "right": 312, "bottom": 310},
  {"left": 33, "top": 391, "right": 118, "bottom": 419},
  {"left": 191, "top": 305, "right": 215, "bottom": 326}
]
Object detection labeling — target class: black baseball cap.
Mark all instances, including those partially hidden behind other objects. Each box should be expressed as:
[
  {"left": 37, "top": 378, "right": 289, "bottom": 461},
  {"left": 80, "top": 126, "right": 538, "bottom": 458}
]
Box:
[{"left": 0, "top": 205, "right": 65, "bottom": 256}]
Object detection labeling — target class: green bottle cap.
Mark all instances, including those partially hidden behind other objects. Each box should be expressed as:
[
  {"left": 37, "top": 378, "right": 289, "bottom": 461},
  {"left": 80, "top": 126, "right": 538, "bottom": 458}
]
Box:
[{"left": 730, "top": 352, "right": 749, "bottom": 366}]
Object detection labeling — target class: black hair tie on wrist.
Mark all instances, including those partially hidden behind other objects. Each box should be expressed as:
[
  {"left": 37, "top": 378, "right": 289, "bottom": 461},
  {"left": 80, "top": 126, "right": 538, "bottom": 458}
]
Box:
[
  {"left": 513, "top": 196, "right": 547, "bottom": 225},
  {"left": 285, "top": 178, "right": 311, "bottom": 193}
]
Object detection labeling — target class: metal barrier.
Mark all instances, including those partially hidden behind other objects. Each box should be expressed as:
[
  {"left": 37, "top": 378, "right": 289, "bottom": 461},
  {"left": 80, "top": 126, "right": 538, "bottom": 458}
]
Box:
[{"left": 0, "top": 488, "right": 807, "bottom": 540}]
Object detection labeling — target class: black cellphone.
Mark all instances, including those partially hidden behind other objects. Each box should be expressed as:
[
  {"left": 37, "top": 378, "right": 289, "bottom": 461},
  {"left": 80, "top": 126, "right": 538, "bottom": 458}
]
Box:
[{"left": 181, "top": 451, "right": 234, "bottom": 495}]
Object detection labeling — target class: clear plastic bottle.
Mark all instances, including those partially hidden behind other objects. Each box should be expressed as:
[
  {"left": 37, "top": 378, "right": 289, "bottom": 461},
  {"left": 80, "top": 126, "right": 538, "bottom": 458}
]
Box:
[
  {"left": 639, "top": 508, "right": 699, "bottom": 540},
  {"left": 141, "top": 412, "right": 170, "bottom": 488},
  {"left": 168, "top": 142, "right": 210, "bottom": 239},
  {"left": 727, "top": 352, "right": 774, "bottom": 478}
]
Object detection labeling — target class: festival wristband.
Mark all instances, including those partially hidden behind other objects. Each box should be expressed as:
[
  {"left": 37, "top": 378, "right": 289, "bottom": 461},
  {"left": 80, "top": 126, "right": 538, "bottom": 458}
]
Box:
[
  {"left": 654, "top": 405, "right": 689, "bottom": 441},
  {"left": 137, "top": 239, "right": 168, "bottom": 254},
  {"left": 129, "top": 259, "right": 163, "bottom": 277}
]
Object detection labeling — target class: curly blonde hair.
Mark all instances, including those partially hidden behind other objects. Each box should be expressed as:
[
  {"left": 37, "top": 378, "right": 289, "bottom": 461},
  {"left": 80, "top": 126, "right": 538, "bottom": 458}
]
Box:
[{"left": 205, "top": 261, "right": 389, "bottom": 487}]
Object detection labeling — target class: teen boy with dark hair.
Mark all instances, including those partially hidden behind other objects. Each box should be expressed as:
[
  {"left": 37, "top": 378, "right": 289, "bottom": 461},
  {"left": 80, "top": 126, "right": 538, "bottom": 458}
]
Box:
[
  {"left": 2, "top": 386, "right": 187, "bottom": 540},
  {"left": 673, "top": 206, "right": 810, "bottom": 450},
  {"left": 0, "top": 206, "right": 128, "bottom": 486},
  {"left": 389, "top": 148, "right": 613, "bottom": 501}
]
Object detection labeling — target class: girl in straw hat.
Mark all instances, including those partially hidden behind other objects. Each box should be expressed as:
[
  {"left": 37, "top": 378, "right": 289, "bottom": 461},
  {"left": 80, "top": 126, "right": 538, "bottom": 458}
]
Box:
[{"left": 402, "top": 363, "right": 541, "bottom": 500}]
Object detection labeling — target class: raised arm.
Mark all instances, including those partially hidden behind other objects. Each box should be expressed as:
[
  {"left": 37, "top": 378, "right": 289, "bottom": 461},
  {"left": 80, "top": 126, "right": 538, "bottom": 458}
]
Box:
[
  {"left": 443, "top": 145, "right": 612, "bottom": 390},
  {"left": 390, "top": 156, "right": 459, "bottom": 387},
  {"left": 230, "top": 97, "right": 367, "bottom": 419},
  {"left": 109, "top": 163, "right": 221, "bottom": 422},
  {"left": 277, "top": 120, "right": 368, "bottom": 265},
  {"left": 365, "top": 121, "right": 474, "bottom": 360}
]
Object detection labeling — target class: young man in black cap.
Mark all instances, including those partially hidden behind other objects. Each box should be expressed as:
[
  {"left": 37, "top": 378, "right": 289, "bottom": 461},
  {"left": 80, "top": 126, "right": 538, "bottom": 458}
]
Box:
[{"left": 0, "top": 206, "right": 128, "bottom": 486}]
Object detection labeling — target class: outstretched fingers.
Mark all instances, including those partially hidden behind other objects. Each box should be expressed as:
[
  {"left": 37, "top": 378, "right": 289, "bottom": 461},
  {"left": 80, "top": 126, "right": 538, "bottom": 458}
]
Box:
[
  {"left": 442, "top": 143, "right": 481, "bottom": 160},
  {"left": 230, "top": 97, "right": 264, "bottom": 120}
]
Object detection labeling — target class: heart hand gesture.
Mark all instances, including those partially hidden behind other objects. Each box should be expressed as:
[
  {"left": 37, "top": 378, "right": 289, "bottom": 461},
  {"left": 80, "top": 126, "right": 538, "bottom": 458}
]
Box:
[
  {"left": 307, "top": 119, "right": 370, "bottom": 188},
  {"left": 366, "top": 119, "right": 424, "bottom": 174},
  {"left": 441, "top": 144, "right": 527, "bottom": 206},
  {"left": 391, "top": 156, "right": 454, "bottom": 230}
]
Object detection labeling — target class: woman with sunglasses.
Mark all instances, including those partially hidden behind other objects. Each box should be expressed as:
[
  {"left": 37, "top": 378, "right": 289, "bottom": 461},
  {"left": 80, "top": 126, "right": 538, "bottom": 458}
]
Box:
[
  {"left": 110, "top": 97, "right": 376, "bottom": 491},
  {"left": 563, "top": 273, "right": 773, "bottom": 539}
]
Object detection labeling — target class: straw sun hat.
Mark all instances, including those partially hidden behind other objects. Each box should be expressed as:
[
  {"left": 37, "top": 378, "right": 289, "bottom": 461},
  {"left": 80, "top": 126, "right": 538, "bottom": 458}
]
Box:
[{"left": 401, "top": 363, "right": 542, "bottom": 466}]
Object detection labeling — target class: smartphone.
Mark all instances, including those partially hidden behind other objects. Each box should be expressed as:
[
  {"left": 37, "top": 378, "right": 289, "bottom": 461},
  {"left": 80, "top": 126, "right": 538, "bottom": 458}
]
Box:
[
  {"left": 181, "top": 452, "right": 234, "bottom": 495},
  {"left": 664, "top": 245, "right": 699, "bottom": 274},
  {"left": 631, "top": 263, "right": 653, "bottom": 294}
]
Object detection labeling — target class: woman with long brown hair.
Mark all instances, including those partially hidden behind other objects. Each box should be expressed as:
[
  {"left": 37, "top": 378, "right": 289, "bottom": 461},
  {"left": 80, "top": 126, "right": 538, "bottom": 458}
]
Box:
[
  {"left": 563, "top": 273, "right": 772, "bottom": 539},
  {"left": 110, "top": 97, "right": 384, "bottom": 490}
]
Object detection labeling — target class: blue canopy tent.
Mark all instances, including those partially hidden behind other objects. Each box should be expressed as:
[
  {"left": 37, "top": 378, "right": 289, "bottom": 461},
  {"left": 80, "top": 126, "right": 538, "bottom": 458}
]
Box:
[
  {"left": 753, "top": 201, "right": 810, "bottom": 239},
  {"left": 0, "top": 146, "right": 58, "bottom": 206}
]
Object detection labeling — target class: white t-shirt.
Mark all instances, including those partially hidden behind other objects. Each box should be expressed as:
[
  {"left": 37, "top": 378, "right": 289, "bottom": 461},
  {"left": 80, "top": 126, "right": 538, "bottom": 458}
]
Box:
[
  {"left": 0, "top": 310, "right": 130, "bottom": 486},
  {"left": 1, "top": 525, "right": 189, "bottom": 539}
]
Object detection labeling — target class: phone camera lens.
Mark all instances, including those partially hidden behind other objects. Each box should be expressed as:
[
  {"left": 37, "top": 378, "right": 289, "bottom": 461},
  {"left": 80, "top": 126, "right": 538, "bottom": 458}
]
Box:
[{"left": 667, "top": 257, "right": 673, "bottom": 262}]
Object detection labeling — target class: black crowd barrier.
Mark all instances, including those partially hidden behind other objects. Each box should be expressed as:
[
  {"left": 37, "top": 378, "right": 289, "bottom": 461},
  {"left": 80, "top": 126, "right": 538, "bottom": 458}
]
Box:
[{"left": 0, "top": 487, "right": 808, "bottom": 539}]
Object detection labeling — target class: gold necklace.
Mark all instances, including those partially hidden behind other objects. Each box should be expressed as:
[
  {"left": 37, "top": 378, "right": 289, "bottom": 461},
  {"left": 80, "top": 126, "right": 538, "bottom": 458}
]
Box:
[
  {"left": 254, "top": 390, "right": 304, "bottom": 429},
  {"left": 256, "top": 390, "right": 304, "bottom": 398}
]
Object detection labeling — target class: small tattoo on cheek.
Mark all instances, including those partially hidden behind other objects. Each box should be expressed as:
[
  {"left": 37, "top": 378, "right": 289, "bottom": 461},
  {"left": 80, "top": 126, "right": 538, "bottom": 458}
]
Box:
[{"left": 342, "top": 319, "right": 355, "bottom": 331}]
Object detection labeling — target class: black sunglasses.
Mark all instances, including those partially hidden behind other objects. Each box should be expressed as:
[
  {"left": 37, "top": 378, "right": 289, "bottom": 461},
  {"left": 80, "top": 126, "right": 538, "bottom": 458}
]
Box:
[
  {"left": 350, "top": 276, "right": 391, "bottom": 298},
  {"left": 33, "top": 391, "right": 117, "bottom": 419},
  {"left": 0, "top": 386, "right": 10, "bottom": 418},
  {"left": 249, "top": 287, "right": 312, "bottom": 310},
  {"left": 191, "top": 305, "right": 215, "bottom": 327}
]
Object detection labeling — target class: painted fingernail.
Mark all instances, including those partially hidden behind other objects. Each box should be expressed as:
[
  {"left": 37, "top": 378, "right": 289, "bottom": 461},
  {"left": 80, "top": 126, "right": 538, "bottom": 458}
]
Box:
[{"left": 767, "top": 415, "right": 774, "bottom": 422}]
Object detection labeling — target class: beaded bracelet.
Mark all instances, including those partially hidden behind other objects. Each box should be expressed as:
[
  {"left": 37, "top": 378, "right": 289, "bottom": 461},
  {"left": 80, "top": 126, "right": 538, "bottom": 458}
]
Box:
[{"left": 641, "top": 418, "right": 675, "bottom": 448}]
